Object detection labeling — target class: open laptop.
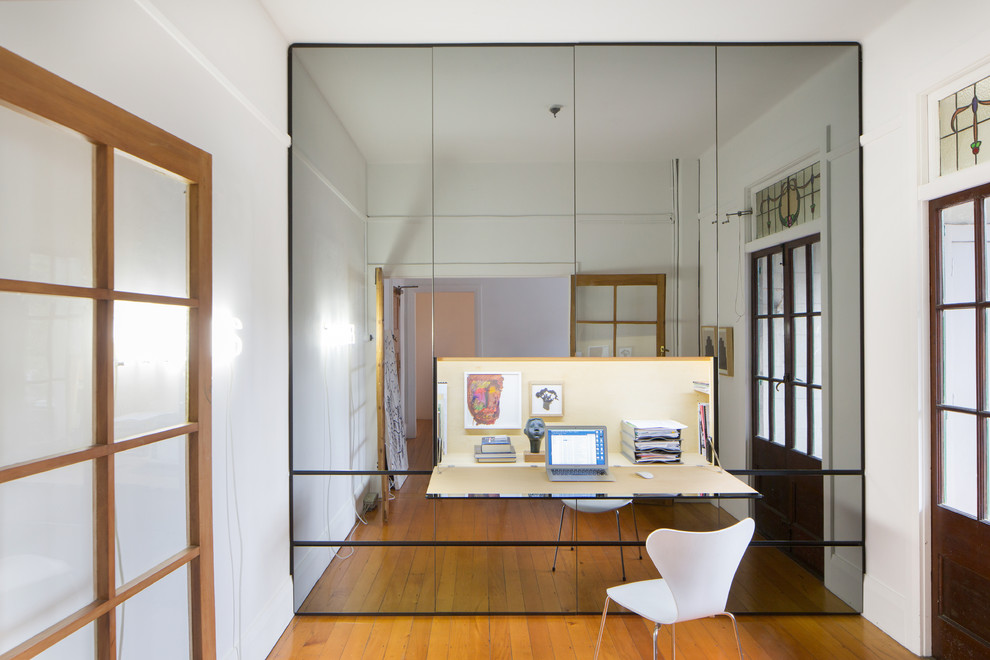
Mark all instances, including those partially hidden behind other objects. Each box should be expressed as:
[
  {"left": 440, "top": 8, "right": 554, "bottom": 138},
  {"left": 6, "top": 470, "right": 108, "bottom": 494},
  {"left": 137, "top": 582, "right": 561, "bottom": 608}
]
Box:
[{"left": 545, "top": 425, "right": 615, "bottom": 482}]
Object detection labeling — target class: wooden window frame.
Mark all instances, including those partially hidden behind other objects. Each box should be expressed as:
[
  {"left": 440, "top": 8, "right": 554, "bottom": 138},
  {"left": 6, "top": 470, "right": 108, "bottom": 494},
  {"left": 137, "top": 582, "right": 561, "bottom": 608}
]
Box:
[
  {"left": 0, "top": 46, "right": 214, "bottom": 658},
  {"left": 570, "top": 273, "right": 667, "bottom": 357}
]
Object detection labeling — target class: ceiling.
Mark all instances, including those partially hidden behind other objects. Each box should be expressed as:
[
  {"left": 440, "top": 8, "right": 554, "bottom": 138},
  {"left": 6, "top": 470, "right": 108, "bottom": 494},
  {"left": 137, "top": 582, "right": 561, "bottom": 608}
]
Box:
[{"left": 260, "top": 0, "right": 909, "bottom": 46}]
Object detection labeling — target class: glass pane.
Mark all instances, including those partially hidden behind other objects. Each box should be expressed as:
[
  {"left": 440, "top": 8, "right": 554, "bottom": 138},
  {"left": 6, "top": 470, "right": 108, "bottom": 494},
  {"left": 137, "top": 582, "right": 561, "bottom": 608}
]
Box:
[
  {"left": 812, "top": 316, "right": 822, "bottom": 385},
  {"left": 575, "top": 285, "right": 613, "bottom": 322},
  {"left": 115, "top": 436, "right": 189, "bottom": 586},
  {"left": 942, "top": 308, "right": 977, "bottom": 409},
  {"left": 811, "top": 242, "right": 822, "bottom": 312},
  {"left": 940, "top": 201, "right": 975, "bottom": 305},
  {"left": 985, "top": 198, "right": 990, "bottom": 300},
  {"left": 615, "top": 285, "right": 656, "bottom": 322},
  {"left": 771, "top": 252, "right": 785, "bottom": 314},
  {"left": 117, "top": 564, "right": 190, "bottom": 659},
  {"left": 772, "top": 381, "right": 786, "bottom": 446},
  {"left": 0, "top": 293, "right": 93, "bottom": 468},
  {"left": 756, "top": 319, "right": 769, "bottom": 377},
  {"left": 616, "top": 323, "right": 656, "bottom": 357},
  {"left": 114, "top": 301, "right": 189, "bottom": 439},
  {"left": 0, "top": 463, "right": 94, "bottom": 655},
  {"left": 772, "top": 318, "right": 785, "bottom": 379},
  {"left": 756, "top": 256, "right": 768, "bottom": 315},
  {"left": 794, "top": 385, "right": 808, "bottom": 454},
  {"left": 575, "top": 323, "right": 613, "bottom": 357},
  {"left": 114, "top": 152, "right": 189, "bottom": 298},
  {"left": 0, "top": 104, "right": 93, "bottom": 287},
  {"left": 792, "top": 246, "right": 807, "bottom": 313},
  {"left": 756, "top": 380, "right": 769, "bottom": 439},
  {"left": 812, "top": 388, "right": 823, "bottom": 459},
  {"left": 942, "top": 411, "right": 978, "bottom": 517},
  {"left": 793, "top": 317, "right": 808, "bottom": 383},
  {"left": 35, "top": 622, "right": 95, "bottom": 659}
]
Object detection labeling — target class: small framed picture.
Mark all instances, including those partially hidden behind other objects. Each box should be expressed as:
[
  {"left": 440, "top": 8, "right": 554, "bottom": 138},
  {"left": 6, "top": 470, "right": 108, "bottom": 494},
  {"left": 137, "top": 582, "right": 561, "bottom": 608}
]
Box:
[
  {"left": 617, "top": 346, "right": 633, "bottom": 357},
  {"left": 700, "top": 326, "right": 716, "bottom": 359},
  {"left": 530, "top": 383, "right": 563, "bottom": 417},
  {"left": 718, "top": 327, "right": 734, "bottom": 377},
  {"left": 587, "top": 344, "right": 611, "bottom": 357}
]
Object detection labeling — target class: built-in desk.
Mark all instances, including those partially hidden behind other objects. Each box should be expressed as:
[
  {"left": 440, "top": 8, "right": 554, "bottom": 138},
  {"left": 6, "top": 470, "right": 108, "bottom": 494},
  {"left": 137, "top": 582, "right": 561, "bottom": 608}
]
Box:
[{"left": 426, "top": 453, "right": 759, "bottom": 499}]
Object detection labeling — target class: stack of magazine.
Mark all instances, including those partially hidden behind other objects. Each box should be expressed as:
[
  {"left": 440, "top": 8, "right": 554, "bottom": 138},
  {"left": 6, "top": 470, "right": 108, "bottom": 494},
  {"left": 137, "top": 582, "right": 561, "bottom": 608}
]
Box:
[
  {"left": 620, "top": 419, "right": 686, "bottom": 464},
  {"left": 474, "top": 435, "right": 517, "bottom": 463}
]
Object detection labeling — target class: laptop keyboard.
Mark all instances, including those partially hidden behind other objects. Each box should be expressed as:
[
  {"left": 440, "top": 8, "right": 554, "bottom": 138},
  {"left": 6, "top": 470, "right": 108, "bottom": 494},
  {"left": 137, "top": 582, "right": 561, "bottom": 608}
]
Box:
[{"left": 550, "top": 468, "right": 606, "bottom": 477}]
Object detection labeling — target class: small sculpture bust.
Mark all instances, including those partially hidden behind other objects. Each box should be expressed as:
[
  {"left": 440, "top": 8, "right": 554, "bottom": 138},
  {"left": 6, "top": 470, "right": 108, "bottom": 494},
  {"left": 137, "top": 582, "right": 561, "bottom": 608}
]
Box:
[{"left": 524, "top": 417, "right": 546, "bottom": 454}]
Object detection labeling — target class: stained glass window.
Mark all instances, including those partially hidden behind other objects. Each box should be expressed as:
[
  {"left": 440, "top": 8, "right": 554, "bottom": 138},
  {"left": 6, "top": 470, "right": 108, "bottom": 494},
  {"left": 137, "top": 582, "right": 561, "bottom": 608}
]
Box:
[
  {"left": 939, "top": 74, "right": 990, "bottom": 176},
  {"left": 754, "top": 162, "right": 821, "bottom": 240}
]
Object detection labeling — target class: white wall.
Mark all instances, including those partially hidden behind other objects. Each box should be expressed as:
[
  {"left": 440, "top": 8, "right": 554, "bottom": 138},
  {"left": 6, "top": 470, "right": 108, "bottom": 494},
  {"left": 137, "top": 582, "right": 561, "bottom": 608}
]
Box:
[
  {"left": 289, "top": 57, "right": 373, "bottom": 610},
  {"left": 861, "top": 0, "right": 990, "bottom": 654},
  {"left": 0, "top": 1, "right": 292, "bottom": 658}
]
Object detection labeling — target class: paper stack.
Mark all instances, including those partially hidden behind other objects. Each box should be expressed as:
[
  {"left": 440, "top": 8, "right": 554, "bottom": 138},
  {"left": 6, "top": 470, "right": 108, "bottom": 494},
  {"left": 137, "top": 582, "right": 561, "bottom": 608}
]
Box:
[{"left": 620, "top": 419, "right": 686, "bottom": 464}]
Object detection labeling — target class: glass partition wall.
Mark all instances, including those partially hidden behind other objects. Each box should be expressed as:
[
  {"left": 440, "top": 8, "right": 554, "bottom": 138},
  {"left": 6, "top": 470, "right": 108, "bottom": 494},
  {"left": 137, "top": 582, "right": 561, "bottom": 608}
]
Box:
[{"left": 289, "top": 43, "right": 863, "bottom": 615}]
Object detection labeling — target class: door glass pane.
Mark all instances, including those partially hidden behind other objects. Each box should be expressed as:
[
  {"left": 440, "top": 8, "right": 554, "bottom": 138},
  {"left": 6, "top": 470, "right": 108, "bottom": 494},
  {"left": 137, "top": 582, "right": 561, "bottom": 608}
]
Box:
[
  {"left": 756, "top": 256, "right": 768, "bottom": 314},
  {"left": 0, "top": 293, "right": 93, "bottom": 468},
  {"left": 942, "top": 308, "right": 977, "bottom": 409},
  {"left": 616, "top": 323, "right": 655, "bottom": 357},
  {"left": 756, "top": 380, "right": 769, "bottom": 439},
  {"left": 35, "top": 622, "right": 95, "bottom": 659},
  {"left": 812, "top": 388, "right": 823, "bottom": 459},
  {"left": 615, "top": 285, "right": 656, "bottom": 322},
  {"left": 985, "top": 198, "right": 990, "bottom": 301},
  {"left": 575, "top": 323, "right": 613, "bottom": 357},
  {"left": 756, "top": 319, "right": 768, "bottom": 377},
  {"left": 117, "top": 564, "right": 190, "bottom": 659},
  {"left": 811, "top": 242, "right": 822, "bottom": 312},
  {"left": 114, "top": 152, "right": 189, "bottom": 298},
  {"left": 792, "top": 246, "right": 807, "bottom": 313},
  {"left": 0, "top": 104, "right": 93, "bottom": 287},
  {"left": 942, "top": 411, "right": 977, "bottom": 517},
  {"left": 0, "top": 462, "right": 94, "bottom": 655},
  {"left": 115, "top": 436, "right": 189, "bottom": 586},
  {"left": 773, "top": 381, "right": 786, "bottom": 446},
  {"left": 794, "top": 385, "right": 808, "bottom": 454},
  {"left": 574, "top": 285, "right": 613, "bottom": 322},
  {"left": 812, "top": 316, "right": 822, "bottom": 385},
  {"left": 940, "top": 201, "right": 975, "bottom": 305},
  {"left": 793, "top": 317, "right": 808, "bottom": 383},
  {"left": 114, "top": 301, "right": 189, "bottom": 439},
  {"left": 771, "top": 251, "right": 785, "bottom": 314},
  {"left": 772, "top": 318, "right": 785, "bottom": 379}
]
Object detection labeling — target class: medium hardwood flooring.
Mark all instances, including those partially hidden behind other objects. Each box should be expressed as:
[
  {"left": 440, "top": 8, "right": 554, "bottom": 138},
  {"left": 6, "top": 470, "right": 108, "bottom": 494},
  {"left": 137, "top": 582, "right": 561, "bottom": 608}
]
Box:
[{"left": 268, "top": 613, "right": 921, "bottom": 659}]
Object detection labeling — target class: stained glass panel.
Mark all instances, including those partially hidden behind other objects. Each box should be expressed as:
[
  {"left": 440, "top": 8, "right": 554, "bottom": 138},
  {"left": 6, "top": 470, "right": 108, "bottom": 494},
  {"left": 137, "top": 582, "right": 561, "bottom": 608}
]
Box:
[
  {"left": 939, "top": 74, "right": 990, "bottom": 176},
  {"left": 755, "top": 162, "right": 821, "bottom": 239}
]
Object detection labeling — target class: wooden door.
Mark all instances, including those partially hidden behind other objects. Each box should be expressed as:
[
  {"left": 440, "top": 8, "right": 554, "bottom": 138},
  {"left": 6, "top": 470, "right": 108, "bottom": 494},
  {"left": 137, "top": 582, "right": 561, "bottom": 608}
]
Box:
[
  {"left": 930, "top": 183, "right": 990, "bottom": 659},
  {"left": 570, "top": 274, "right": 666, "bottom": 357}
]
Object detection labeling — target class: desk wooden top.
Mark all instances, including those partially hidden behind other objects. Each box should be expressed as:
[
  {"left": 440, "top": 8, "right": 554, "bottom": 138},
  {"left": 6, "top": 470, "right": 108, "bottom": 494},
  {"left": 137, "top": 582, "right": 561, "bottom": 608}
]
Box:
[{"left": 425, "top": 459, "right": 758, "bottom": 499}]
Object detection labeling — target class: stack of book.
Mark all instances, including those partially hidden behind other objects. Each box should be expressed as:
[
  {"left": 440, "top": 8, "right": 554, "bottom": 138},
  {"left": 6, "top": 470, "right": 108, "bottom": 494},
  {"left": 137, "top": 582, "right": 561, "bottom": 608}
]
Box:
[
  {"left": 474, "top": 435, "right": 517, "bottom": 463},
  {"left": 620, "top": 419, "right": 686, "bottom": 464}
]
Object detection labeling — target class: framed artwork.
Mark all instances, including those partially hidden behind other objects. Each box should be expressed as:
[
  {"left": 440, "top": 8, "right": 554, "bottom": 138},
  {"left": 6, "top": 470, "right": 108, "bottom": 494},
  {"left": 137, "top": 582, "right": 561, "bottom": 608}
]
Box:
[
  {"left": 700, "top": 326, "right": 716, "bottom": 359},
  {"left": 464, "top": 371, "right": 522, "bottom": 429},
  {"left": 617, "top": 346, "right": 633, "bottom": 357},
  {"left": 588, "top": 344, "right": 611, "bottom": 357},
  {"left": 530, "top": 383, "right": 563, "bottom": 417},
  {"left": 718, "top": 327, "right": 734, "bottom": 377}
]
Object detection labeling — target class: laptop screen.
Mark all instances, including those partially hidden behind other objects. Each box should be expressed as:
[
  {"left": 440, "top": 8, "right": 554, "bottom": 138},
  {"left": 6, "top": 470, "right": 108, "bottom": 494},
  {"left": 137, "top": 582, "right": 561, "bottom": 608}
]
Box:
[{"left": 546, "top": 426, "right": 608, "bottom": 467}]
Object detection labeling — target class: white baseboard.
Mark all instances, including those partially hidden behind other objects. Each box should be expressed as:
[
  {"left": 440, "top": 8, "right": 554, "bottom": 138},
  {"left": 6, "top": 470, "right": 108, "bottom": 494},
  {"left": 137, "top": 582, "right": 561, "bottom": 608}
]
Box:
[
  {"left": 221, "top": 575, "right": 294, "bottom": 660},
  {"left": 863, "top": 574, "right": 922, "bottom": 656}
]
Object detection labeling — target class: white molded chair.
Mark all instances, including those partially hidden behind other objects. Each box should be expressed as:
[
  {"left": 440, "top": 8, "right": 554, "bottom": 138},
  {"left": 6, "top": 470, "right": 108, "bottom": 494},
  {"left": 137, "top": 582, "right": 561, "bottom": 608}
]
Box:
[
  {"left": 593, "top": 517, "right": 755, "bottom": 660},
  {"left": 551, "top": 498, "right": 640, "bottom": 581}
]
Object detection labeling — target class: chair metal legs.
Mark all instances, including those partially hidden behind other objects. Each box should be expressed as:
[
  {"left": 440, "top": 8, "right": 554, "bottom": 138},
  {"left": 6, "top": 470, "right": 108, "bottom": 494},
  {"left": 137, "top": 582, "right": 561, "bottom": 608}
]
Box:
[
  {"left": 593, "top": 595, "right": 611, "bottom": 660},
  {"left": 551, "top": 503, "right": 641, "bottom": 579},
  {"left": 717, "top": 611, "right": 745, "bottom": 659}
]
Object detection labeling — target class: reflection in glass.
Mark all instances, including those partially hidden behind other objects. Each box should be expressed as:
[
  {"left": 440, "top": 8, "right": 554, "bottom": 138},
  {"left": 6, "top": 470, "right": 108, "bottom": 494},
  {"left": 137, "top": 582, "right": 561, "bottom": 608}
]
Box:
[
  {"left": 617, "top": 324, "right": 655, "bottom": 357},
  {"left": 0, "top": 293, "right": 93, "bottom": 469},
  {"left": 756, "top": 319, "right": 768, "bottom": 377},
  {"left": 812, "top": 389, "right": 823, "bottom": 459},
  {"left": 756, "top": 256, "right": 767, "bottom": 314},
  {"left": 794, "top": 386, "right": 808, "bottom": 454},
  {"left": 34, "top": 622, "right": 95, "bottom": 659},
  {"left": 575, "top": 323, "right": 613, "bottom": 357},
  {"left": 0, "top": 463, "right": 93, "bottom": 654},
  {"left": 114, "top": 152, "right": 189, "bottom": 298},
  {"left": 792, "top": 246, "right": 807, "bottom": 313},
  {"left": 794, "top": 317, "right": 808, "bottom": 383},
  {"left": 115, "top": 436, "right": 189, "bottom": 586},
  {"left": 757, "top": 381, "right": 769, "bottom": 439},
  {"left": 117, "top": 564, "right": 190, "bottom": 659},
  {"left": 575, "top": 286, "right": 613, "bottom": 322},
  {"left": 940, "top": 201, "right": 976, "bottom": 305},
  {"left": 616, "top": 286, "right": 658, "bottom": 322},
  {"left": 113, "top": 302, "right": 189, "bottom": 439},
  {"left": 772, "top": 318, "right": 785, "bottom": 379},
  {"left": 942, "top": 411, "right": 977, "bottom": 517},
  {"left": 773, "top": 382, "right": 786, "bottom": 446},
  {"left": 771, "top": 252, "right": 785, "bottom": 313},
  {"left": 0, "top": 104, "right": 93, "bottom": 288},
  {"left": 942, "top": 308, "right": 977, "bottom": 410}
]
